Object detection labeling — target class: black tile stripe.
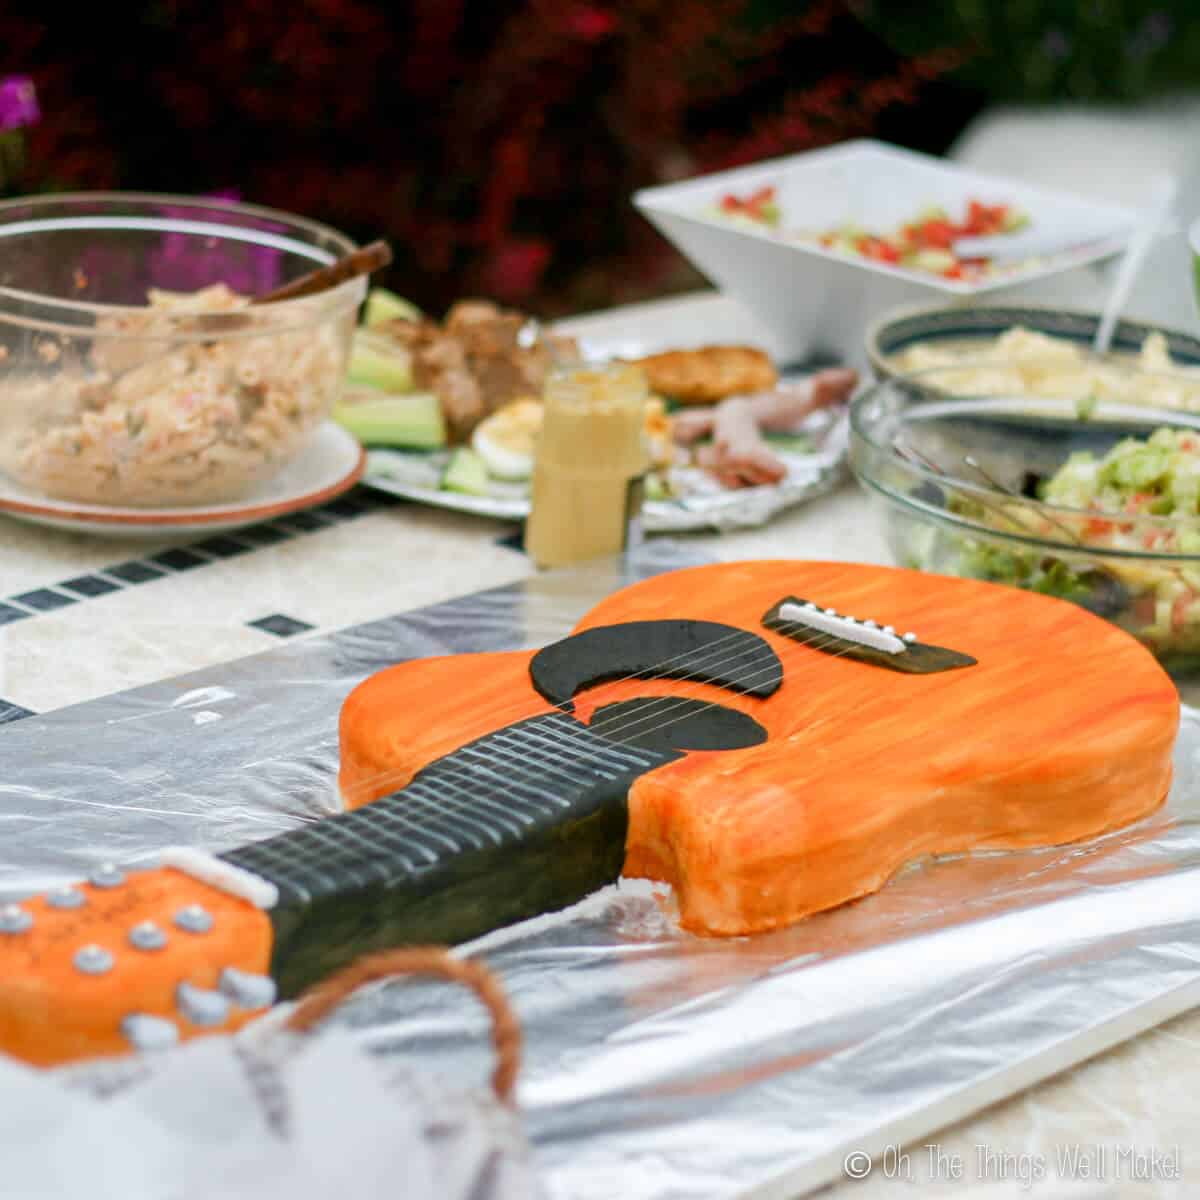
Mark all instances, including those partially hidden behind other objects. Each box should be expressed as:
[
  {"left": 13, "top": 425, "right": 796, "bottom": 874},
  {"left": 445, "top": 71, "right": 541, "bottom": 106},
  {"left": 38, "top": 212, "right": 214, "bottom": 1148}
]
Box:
[
  {"left": 11, "top": 588, "right": 76, "bottom": 612},
  {"left": 320, "top": 495, "right": 370, "bottom": 518},
  {"left": 236, "top": 523, "right": 290, "bottom": 546},
  {"left": 192, "top": 535, "right": 253, "bottom": 558},
  {"left": 105, "top": 560, "right": 167, "bottom": 584},
  {"left": 60, "top": 574, "right": 123, "bottom": 598},
  {"left": 248, "top": 614, "right": 315, "bottom": 638},
  {"left": 272, "top": 510, "right": 335, "bottom": 534},
  {"left": 0, "top": 699, "right": 34, "bottom": 725},
  {"left": 149, "top": 547, "right": 211, "bottom": 572},
  {"left": 2, "top": 486, "right": 389, "bottom": 623}
]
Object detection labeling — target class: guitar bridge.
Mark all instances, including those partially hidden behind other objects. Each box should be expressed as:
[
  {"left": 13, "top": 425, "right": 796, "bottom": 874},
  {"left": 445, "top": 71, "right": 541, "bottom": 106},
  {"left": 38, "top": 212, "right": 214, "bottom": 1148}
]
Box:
[{"left": 761, "top": 596, "right": 976, "bottom": 674}]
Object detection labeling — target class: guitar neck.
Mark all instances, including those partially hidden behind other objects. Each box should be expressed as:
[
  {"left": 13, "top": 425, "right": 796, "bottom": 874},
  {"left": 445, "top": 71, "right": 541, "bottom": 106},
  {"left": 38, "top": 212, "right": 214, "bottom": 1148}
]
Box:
[{"left": 221, "top": 712, "right": 677, "bottom": 996}]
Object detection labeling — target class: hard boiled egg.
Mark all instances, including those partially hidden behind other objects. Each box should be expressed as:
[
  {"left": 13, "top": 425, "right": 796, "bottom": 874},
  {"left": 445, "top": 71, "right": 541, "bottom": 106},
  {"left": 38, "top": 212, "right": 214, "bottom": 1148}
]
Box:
[{"left": 470, "top": 399, "right": 543, "bottom": 481}]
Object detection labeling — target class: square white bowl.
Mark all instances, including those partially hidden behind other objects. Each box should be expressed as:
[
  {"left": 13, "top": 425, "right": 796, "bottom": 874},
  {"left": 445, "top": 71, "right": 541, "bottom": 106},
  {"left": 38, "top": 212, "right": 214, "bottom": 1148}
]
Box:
[{"left": 633, "top": 138, "right": 1138, "bottom": 366}]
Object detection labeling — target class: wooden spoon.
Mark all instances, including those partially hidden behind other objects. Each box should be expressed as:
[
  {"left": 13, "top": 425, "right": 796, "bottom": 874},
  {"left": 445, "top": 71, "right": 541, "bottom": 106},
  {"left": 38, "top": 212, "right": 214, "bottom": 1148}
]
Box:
[
  {"left": 255, "top": 239, "right": 393, "bottom": 304},
  {"left": 97, "top": 238, "right": 393, "bottom": 392}
]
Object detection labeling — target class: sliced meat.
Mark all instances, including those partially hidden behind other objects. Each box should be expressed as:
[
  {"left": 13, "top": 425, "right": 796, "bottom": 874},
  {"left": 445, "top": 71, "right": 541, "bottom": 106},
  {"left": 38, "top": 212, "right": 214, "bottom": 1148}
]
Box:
[
  {"left": 670, "top": 407, "right": 717, "bottom": 445},
  {"left": 674, "top": 368, "right": 858, "bottom": 488},
  {"left": 698, "top": 398, "right": 789, "bottom": 488},
  {"left": 750, "top": 368, "right": 858, "bottom": 430}
]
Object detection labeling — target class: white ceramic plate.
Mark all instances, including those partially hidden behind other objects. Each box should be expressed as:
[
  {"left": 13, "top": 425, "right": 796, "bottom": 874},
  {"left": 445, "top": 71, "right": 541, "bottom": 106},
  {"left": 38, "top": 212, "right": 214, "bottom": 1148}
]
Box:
[
  {"left": 361, "top": 314, "right": 850, "bottom": 532},
  {"left": 0, "top": 421, "right": 365, "bottom": 537},
  {"left": 364, "top": 397, "right": 848, "bottom": 535}
]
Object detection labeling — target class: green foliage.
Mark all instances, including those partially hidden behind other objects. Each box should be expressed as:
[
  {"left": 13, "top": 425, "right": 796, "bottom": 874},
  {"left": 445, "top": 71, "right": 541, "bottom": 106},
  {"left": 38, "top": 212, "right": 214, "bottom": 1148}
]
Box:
[{"left": 854, "top": 0, "right": 1198, "bottom": 101}]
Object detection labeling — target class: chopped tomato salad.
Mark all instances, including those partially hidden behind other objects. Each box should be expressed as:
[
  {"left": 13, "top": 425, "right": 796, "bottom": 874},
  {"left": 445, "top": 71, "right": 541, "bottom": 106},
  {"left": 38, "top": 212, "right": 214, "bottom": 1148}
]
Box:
[
  {"left": 717, "top": 185, "right": 780, "bottom": 227},
  {"left": 709, "top": 188, "right": 1030, "bottom": 282}
]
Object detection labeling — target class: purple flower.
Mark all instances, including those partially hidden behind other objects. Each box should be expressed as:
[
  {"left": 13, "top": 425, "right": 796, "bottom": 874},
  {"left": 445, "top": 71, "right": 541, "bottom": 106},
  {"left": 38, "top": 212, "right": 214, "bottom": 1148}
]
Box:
[
  {"left": 1127, "top": 11, "right": 1172, "bottom": 59},
  {"left": 1040, "top": 29, "right": 1071, "bottom": 62},
  {"left": 140, "top": 192, "right": 285, "bottom": 297},
  {"left": 0, "top": 77, "right": 40, "bottom": 132}
]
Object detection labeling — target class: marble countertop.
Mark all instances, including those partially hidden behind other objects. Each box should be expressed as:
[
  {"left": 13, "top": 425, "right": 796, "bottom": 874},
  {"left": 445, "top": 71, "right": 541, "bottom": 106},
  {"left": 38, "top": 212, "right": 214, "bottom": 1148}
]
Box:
[{"left": 2, "top": 283, "right": 1196, "bottom": 1197}]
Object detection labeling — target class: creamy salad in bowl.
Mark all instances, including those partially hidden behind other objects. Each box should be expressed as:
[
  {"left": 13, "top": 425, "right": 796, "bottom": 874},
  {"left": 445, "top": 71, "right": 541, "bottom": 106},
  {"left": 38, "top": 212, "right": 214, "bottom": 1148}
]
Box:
[{"left": 0, "top": 285, "right": 351, "bottom": 507}]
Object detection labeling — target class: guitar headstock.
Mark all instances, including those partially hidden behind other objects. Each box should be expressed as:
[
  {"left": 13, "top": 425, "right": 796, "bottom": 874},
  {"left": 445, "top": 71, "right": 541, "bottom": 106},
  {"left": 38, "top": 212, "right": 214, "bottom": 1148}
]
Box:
[{"left": 0, "top": 864, "right": 275, "bottom": 1067}]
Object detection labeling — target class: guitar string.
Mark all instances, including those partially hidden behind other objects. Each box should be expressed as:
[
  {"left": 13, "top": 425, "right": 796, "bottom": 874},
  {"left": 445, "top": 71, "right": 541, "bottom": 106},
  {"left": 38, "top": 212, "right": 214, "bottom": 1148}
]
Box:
[
  {"left": 232, "top": 728, "right": 660, "bottom": 897},
  {"left": 363, "top": 619, "right": 783, "bottom": 757},
  {"left": 356, "top": 617, "right": 878, "bottom": 808},
  {"left": 362, "top": 585, "right": 879, "bottom": 763},
  {"left": 235, "top": 606, "right": 923, "bottom": 890},
  {"left": 354, "top": 613, "right": 840, "bottom": 802},
  {"left": 343, "top": 619, "right": 866, "bottom": 825},
  {"left": 241, "top": 617, "right": 854, "bottom": 882},
  {"left": 355, "top": 597, "right": 890, "bottom": 791},
  {"left": 239, "top": 618, "right": 869, "bottom": 895},
  {"left": 584, "top": 617, "right": 903, "bottom": 742},
  {"left": 583, "top": 625, "right": 868, "bottom": 746},
  {"left": 435, "top": 608, "right": 891, "bottom": 766}
]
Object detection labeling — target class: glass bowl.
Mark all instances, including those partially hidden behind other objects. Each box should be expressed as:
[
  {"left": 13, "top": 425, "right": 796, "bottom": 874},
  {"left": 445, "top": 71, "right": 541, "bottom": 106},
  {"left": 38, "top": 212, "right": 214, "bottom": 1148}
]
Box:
[
  {"left": 1191, "top": 214, "right": 1200, "bottom": 318},
  {"left": 849, "top": 364, "right": 1200, "bottom": 679},
  {"left": 0, "top": 192, "right": 364, "bottom": 507}
]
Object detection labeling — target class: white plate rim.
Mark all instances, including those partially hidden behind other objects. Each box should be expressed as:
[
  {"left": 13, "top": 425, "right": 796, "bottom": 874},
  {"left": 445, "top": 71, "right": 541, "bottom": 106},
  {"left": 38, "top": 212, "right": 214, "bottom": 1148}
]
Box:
[
  {"left": 0, "top": 421, "right": 365, "bottom": 530},
  {"left": 362, "top": 407, "right": 850, "bottom": 533}
]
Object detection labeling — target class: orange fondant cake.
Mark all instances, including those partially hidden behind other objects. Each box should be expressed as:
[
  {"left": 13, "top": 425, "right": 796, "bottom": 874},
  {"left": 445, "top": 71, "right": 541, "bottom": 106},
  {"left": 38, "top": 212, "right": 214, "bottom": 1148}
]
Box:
[
  {"left": 0, "top": 560, "right": 1178, "bottom": 1069},
  {"left": 339, "top": 560, "right": 1179, "bottom": 935}
]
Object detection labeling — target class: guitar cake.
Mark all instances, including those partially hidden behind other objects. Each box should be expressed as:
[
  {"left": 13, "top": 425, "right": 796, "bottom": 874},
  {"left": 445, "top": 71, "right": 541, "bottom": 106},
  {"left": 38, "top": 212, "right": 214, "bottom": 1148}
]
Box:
[{"left": 0, "top": 561, "right": 1179, "bottom": 1067}]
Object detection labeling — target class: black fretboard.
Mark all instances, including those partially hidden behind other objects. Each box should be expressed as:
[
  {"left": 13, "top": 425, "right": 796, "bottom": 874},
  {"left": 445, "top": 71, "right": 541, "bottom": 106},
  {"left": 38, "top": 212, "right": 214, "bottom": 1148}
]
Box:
[
  {"left": 220, "top": 711, "right": 675, "bottom": 994},
  {"left": 223, "top": 712, "right": 670, "bottom": 905}
]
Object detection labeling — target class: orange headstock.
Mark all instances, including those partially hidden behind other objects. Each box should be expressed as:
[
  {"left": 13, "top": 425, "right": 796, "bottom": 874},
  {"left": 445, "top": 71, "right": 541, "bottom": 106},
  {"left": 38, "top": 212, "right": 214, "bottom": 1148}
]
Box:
[{"left": 0, "top": 864, "right": 274, "bottom": 1067}]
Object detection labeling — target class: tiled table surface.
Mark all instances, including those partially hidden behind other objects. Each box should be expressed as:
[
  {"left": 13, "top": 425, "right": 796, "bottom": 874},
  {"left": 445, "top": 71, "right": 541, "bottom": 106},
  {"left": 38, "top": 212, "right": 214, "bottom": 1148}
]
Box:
[
  {"left": 2, "top": 287, "right": 1195, "bottom": 1199},
  {"left": 0, "top": 290, "right": 885, "bottom": 721}
]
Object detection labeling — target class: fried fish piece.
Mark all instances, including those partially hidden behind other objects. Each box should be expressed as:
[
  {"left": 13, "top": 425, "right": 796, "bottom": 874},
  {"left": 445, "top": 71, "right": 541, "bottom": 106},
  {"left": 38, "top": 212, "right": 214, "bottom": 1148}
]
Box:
[{"left": 630, "top": 345, "right": 777, "bottom": 404}]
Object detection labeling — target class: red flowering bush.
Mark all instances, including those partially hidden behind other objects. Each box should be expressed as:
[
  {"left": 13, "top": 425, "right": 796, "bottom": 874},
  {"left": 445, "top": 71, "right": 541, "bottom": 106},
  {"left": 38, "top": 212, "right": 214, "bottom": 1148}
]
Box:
[{"left": 1, "top": 3, "right": 974, "bottom": 313}]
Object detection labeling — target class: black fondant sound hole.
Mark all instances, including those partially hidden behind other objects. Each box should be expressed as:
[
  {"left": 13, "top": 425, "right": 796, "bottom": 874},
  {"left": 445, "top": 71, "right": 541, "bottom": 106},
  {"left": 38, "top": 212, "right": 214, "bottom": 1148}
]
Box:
[{"left": 530, "top": 620, "right": 783, "bottom": 710}]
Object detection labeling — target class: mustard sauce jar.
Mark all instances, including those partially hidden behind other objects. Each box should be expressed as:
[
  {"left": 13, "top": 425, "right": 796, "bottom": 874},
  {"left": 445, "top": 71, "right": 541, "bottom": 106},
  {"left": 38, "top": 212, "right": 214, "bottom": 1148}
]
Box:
[{"left": 523, "top": 363, "right": 650, "bottom": 568}]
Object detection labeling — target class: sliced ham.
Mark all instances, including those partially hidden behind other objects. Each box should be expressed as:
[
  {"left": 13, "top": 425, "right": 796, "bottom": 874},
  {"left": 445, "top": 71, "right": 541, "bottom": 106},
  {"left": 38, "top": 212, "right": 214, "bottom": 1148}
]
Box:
[{"left": 673, "top": 367, "right": 857, "bottom": 487}]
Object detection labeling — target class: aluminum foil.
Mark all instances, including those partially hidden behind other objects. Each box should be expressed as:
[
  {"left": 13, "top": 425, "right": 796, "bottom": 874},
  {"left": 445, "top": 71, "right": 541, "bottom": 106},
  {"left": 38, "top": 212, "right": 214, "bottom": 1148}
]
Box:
[{"left": 4, "top": 539, "right": 1200, "bottom": 1199}]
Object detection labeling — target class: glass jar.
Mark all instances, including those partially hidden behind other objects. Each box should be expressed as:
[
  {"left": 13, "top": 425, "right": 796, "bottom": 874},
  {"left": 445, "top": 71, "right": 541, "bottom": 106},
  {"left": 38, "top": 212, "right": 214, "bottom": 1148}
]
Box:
[{"left": 524, "top": 363, "right": 650, "bottom": 568}]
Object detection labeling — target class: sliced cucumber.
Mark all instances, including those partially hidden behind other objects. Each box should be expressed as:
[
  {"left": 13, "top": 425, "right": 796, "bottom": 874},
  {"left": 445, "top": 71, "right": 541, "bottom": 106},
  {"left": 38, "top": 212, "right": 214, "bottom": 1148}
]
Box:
[
  {"left": 441, "top": 447, "right": 491, "bottom": 496},
  {"left": 364, "top": 287, "right": 422, "bottom": 327},
  {"left": 333, "top": 389, "right": 446, "bottom": 449},
  {"left": 347, "top": 329, "right": 413, "bottom": 392},
  {"left": 914, "top": 204, "right": 950, "bottom": 224},
  {"left": 644, "top": 472, "right": 672, "bottom": 501},
  {"left": 763, "top": 432, "right": 814, "bottom": 454},
  {"left": 905, "top": 248, "right": 957, "bottom": 273}
]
